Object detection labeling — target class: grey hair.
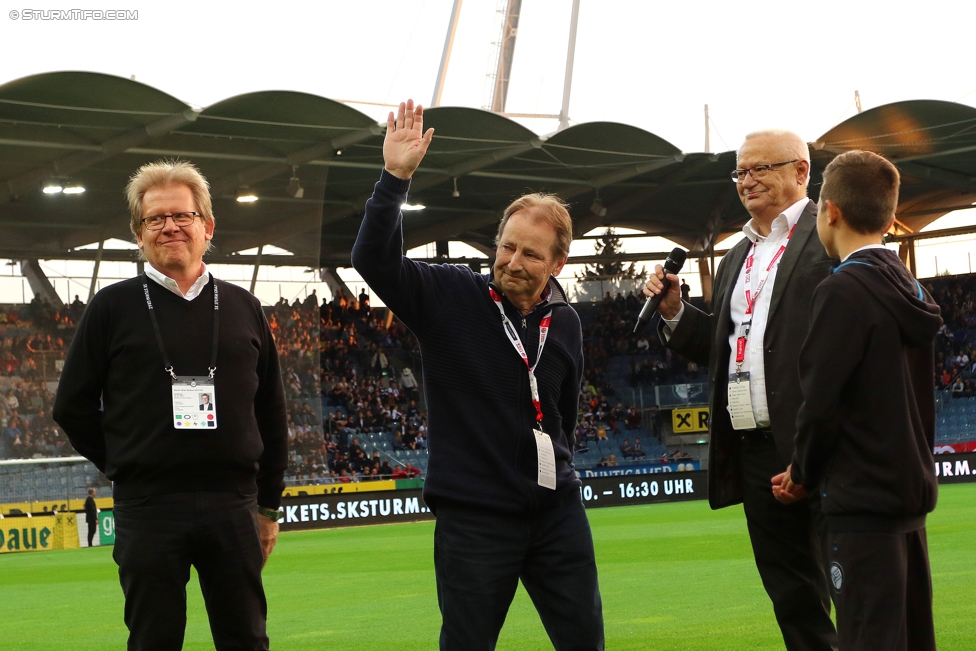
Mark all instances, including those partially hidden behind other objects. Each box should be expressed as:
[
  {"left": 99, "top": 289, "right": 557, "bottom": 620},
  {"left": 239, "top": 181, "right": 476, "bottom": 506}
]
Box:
[{"left": 740, "top": 129, "right": 811, "bottom": 190}]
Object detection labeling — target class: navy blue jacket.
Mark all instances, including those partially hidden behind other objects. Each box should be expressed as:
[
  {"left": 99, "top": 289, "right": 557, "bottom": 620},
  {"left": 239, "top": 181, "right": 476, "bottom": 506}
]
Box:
[
  {"left": 352, "top": 171, "right": 583, "bottom": 514},
  {"left": 792, "top": 248, "right": 941, "bottom": 531}
]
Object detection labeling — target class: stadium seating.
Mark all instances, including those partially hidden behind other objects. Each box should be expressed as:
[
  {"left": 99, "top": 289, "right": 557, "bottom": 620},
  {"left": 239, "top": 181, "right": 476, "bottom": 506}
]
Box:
[
  {"left": 937, "top": 396, "right": 976, "bottom": 443},
  {"left": 0, "top": 460, "right": 103, "bottom": 504},
  {"left": 4, "top": 270, "right": 974, "bottom": 497}
]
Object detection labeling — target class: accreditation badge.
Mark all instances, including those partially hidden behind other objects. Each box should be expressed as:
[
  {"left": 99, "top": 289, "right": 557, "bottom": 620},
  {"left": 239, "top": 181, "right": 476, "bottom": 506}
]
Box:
[
  {"left": 171, "top": 376, "right": 217, "bottom": 430},
  {"left": 727, "top": 372, "right": 758, "bottom": 430},
  {"left": 534, "top": 429, "right": 557, "bottom": 490}
]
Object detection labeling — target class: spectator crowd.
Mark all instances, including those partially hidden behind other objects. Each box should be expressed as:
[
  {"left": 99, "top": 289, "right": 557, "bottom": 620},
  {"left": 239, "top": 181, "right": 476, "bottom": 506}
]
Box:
[
  {"left": 1, "top": 295, "right": 81, "bottom": 459},
  {"left": 268, "top": 289, "right": 428, "bottom": 483},
  {"left": 4, "top": 271, "right": 976, "bottom": 471},
  {"left": 929, "top": 275, "right": 976, "bottom": 398},
  {"left": 587, "top": 290, "right": 707, "bottom": 388}
]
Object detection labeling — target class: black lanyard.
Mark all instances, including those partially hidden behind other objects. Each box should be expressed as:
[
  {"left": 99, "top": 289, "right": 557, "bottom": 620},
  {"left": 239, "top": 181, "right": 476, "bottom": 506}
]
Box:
[{"left": 142, "top": 274, "right": 219, "bottom": 380}]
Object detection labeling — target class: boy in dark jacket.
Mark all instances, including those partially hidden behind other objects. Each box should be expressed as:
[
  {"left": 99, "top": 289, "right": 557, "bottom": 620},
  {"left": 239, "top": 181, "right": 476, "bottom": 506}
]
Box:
[{"left": 773, "top": 150, "right": 941, "bottom": 651}]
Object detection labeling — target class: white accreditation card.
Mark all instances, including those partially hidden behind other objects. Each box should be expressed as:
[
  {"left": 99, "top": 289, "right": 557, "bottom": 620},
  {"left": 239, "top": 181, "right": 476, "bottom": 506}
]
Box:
[
  {"left": 534, "top": 429, "right": 557, "bottom": 490},
  {"left": 171, "top": 376, "right": 217, "bottom": 430},
  {"left": 727, "top": 372, "right": 758, "bottom": 430}
]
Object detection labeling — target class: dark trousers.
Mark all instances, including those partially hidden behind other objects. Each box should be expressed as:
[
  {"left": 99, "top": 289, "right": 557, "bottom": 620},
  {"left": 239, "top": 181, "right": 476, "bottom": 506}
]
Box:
[
  {"left": 87, "top": 519, "right": 96, "bottom": 547},
  {"left": 741, "top": 432, "right": 838, "bottom": 651},
  {"left": 112, "top": 491, "right": 268, "bottom": 651},
  {"left": 829, "top": 528, "right": 935, "bottom": 651},
  {"left": 433, "top": 496, "right": 604, "bottom": 651}
]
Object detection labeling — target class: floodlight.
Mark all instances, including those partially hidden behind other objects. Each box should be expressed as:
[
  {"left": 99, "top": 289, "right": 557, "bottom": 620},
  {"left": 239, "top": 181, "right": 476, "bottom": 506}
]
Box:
[
  {"left": 287, "top": 168, "right": 304, "bottom": 199},
  {"left": 590, "top": 198, "right": 607, "bottom": 218},
  {"left": 237, "top": 186, "right": 259, "bottom": 203}
]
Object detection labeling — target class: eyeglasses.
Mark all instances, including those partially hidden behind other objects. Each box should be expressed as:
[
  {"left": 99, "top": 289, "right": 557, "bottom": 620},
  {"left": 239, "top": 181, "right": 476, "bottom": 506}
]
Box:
[
  {"left": 140, "top": 211, "right": 201, "bottom": 231},
  {"left": 731, "top": 159, "right": 800, "bottom": 183}
]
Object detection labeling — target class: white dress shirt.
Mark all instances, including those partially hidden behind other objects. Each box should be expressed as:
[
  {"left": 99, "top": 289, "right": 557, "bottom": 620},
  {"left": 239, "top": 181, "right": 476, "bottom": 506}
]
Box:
[
  {"left": 144, "top": 263, "right": 211, "bottom": 300},
  {"left": 662, "top": 197, "right": 811, "bottom": 428},
  {"left": 725, "top": 197, "right": 810, "bottom": 427}
]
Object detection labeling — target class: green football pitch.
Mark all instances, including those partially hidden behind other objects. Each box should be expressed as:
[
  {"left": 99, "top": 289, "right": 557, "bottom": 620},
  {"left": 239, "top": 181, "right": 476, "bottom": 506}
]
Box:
[{"left": 2, "top": 484, "right": 974, "bottom": 650}]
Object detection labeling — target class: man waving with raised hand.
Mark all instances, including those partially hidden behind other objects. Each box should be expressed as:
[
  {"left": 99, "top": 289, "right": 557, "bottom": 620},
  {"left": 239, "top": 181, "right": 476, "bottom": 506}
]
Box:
[{"left": 353, "top": 99, "right": 604, "bottom": 651}]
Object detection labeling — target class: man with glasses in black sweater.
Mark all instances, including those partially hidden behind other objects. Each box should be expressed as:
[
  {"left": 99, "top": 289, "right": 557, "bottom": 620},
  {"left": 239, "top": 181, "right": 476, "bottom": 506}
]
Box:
[{"left": 54, "top": 160, "right": 288, "bottom": 651}]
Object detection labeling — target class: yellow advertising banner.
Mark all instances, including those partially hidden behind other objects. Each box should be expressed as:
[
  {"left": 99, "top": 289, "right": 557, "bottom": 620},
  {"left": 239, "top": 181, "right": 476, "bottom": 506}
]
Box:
[
  {"left": 1, "top": 496, "right": 114, "bottom": 516},
  {"left": 0, "top": 501, "right": 30, "bottom": 516},
  {"left": 54, "top": 512, "right": 80, "bottom": 550},
  {"left": 672, "top": 407, "right": 710, "bottom": 433},
  {"left": 283, "top": 480, "right": 396, "bottom": 497},
  {"left": 0, "top": 512, "right": 80, "bottom": 553},
  {"left": 0, "top": 516, "right": 56, "bottom": 553}
]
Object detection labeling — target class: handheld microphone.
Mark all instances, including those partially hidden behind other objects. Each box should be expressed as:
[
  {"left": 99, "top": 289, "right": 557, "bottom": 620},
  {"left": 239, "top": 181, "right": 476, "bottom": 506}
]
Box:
[{"left": 634, "top": 247, "right": 687, "bottom": 333}]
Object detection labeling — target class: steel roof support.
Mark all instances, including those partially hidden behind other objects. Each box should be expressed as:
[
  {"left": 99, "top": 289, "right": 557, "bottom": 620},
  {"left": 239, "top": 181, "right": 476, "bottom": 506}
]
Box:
[
  {"left": 19, "top": 259, "right": 63, "bottom": 309},
  {"left": 895, "top": 161, "right": 976, "bottom": 194},
  {"left": 208, "top": 123, "right": 384, "bottom": 197},
  {"left": 319, "top": 267, "right": 353, "bottom": 303},
  {"left": 87, "top": 239, "right": 104, "bottom": 302},
  {"left": 572, "top": 156, "right": 714, "bottom": 237},
  {"left": 1, "top": 109, "right": 198, "bottom": 204},
  {"left": 248, "top": 245, "right": 264, "bottom": 294}
]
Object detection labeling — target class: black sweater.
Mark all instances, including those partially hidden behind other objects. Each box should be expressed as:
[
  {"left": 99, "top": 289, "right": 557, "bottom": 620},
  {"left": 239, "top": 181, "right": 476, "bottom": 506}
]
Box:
[
  {"left": 352, "top": 171, "right": 583, "bottom": 514},
  {"left": 791, "top": 248, "right": 942, "bottom": 531},
  {"left": 53, "top": 276, "right": 288, "bottom": 508}
]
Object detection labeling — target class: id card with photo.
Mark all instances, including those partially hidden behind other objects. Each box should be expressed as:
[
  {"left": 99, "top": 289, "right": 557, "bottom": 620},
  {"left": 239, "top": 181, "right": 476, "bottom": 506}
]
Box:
[{"left": 171, "top": 376, "right": 217, "bottom": 430}]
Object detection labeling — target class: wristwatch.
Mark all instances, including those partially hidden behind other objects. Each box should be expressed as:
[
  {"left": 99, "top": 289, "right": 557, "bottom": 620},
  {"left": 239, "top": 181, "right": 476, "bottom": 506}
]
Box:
[{"left": 257, "top": 506, "right": 281, "bottom": 522}]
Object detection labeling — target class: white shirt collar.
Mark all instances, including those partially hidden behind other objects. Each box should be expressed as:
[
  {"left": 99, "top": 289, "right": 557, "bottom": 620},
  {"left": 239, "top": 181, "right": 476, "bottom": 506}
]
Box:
[
  {"left": 144, "top": 263, "right": 211, "bottom": 300},
  {"left": 742, "top": 197, "right": 810, "bottom": 244},
  {"left": 842, "top": 244, "right": 888, "bottom": 262}
]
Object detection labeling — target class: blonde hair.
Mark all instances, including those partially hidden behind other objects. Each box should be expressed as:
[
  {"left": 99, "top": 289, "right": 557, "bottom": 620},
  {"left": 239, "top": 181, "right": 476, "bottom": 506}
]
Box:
[
  {"left": 126, "top": 159, "right": 214, "bottom": 237},
  {"left": 495, "top": 193, "right": 572, "bottom": 261}
]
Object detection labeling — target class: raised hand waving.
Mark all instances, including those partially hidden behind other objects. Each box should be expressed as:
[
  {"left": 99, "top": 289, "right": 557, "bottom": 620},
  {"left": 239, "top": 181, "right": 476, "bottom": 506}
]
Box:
[{"left": 383, "top": 99, "right": 434, "bottom": 180}]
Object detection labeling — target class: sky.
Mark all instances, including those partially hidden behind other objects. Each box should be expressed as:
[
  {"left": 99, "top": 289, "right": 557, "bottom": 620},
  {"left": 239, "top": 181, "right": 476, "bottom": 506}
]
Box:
[
  {"left": 2, "top": 0, "right": 975, "bottom": 304},
  {"left": 5, "top": 0, "right": 976, "bottom": 150}
]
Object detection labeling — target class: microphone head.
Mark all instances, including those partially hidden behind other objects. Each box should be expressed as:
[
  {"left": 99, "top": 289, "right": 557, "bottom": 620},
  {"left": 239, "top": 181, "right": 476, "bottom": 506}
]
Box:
[{"left": 663, "top": 247, "right": 687, "bottom": 274}]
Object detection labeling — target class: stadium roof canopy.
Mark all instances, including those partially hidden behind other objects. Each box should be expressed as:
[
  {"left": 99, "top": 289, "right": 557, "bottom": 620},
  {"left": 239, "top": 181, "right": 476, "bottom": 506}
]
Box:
[{"left": 2, "top": 71, "right": 976, "bottom": 271}]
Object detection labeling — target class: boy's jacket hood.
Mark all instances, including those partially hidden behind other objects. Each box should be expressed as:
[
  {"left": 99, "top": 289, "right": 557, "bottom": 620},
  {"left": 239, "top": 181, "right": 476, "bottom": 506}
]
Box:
[{"left": 837, "top": 248, "right": 942, "bottom": 347}]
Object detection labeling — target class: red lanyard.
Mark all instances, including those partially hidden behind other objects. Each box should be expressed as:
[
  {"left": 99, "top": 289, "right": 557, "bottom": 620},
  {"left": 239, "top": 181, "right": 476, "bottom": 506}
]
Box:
[
  {"left": 736, "top": 222, "right": 797, "bottom": 368},
  {"left": 743, "top": 221, "right": 797, "bottom": 316},
  {"left": 489, "top": 288, "right": 551, "bottom": 423}
]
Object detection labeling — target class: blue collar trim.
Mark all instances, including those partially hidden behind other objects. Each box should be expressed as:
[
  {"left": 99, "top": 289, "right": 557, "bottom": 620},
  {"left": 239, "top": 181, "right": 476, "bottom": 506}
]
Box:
[
  {"left": 832, "top": 260, "right": 873, "bottom": 273},
  {"left": 832, "top": 260, "right": 924, "bottom": 300}
]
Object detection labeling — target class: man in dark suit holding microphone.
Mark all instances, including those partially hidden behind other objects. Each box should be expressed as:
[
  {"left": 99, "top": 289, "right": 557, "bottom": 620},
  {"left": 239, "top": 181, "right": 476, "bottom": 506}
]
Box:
[{"left": 644, "top": 130, "right": 837, "bottom": 651}]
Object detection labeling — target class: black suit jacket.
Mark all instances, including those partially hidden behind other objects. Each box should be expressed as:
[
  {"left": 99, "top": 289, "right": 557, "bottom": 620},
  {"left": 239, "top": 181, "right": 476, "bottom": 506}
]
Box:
[{"left": 661, "top": 199, "right": 835, "bottom": 508}]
